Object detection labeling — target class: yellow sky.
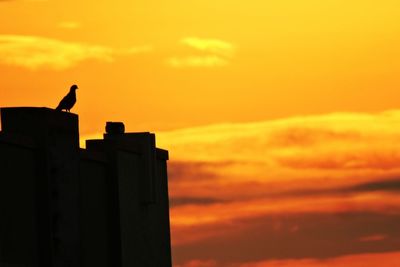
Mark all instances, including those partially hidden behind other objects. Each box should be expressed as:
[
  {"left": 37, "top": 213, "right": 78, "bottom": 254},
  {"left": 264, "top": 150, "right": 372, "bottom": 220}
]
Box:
[{"left": 1, "top": 0, "right": 400, "bottom": 134}]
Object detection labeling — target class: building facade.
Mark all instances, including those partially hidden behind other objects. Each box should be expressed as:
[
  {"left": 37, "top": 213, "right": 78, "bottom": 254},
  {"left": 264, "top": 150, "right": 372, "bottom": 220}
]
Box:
[{"left": 0, "top": 107, "right": 172, "bottom": 267}]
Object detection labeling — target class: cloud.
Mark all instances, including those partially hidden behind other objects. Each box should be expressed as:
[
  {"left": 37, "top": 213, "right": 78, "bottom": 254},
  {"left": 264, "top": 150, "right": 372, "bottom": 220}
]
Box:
[
  {"left": 358, "top": 234, "right": 387, "bottom": 242},
  {"left": 161, "top": 111, "right": 400, "bottom": 215},
  {"left": 166, "top": 37, "right": 235, "bottom": 68},
  {"left": 349, "top": 179, "right": 400, "bottom": 193},
  {"left": 154, "top": 110, "right": 400, "bottom": 264},
  {"left": 173, "top": 212, "right": 400, "bottom": 264},
  {"left": 170, "top": 197, "right": 224, "bottom": 207},
  {"left": 233, "top": 252, "right": 400, "bottom": 267},
  {"left": 0, "top": 34, "right": 152, "bottom": 70},
  {"left": 175, "top": 260, "right": 217, "bottom": 267},
  {"left": 159, "top": 111, "right": 400, "bottom": 218},
  {"left": 158, "top": 110, "right": 400, "bottom": 169},
  {"left": 181, "top": 37, "right": 235, "bottom": 57},
  {"left": 168, "top": 175, "right": 400, "bottom": 208}
]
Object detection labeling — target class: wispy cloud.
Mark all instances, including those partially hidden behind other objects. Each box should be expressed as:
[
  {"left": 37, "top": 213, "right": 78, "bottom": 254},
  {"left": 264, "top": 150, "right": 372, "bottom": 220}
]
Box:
[
  {"left": 181, "top": 37, "right": 235, "bottom": 57},
  {"left": 173, "top": 211, "right": 400, "bottom": 264},
  {"left": 158, "top": 110, "right": 400, "bottom": 166},
  {"left": 0, "top": 34, "right": 152, "bottom": 70},
  {"left": 166, "top": 37, "right": 235, "bottom": 68},
  {"left": 175, "top": 260, "right": 217, "bottom": 267},
  {"left": 235, "top": 251, "right": 400, "bottom": 267},
  {"left": 154, "top": 110, "right": 400, "bottom": 264},
  {"left": 358, "top": 234, "right": 387, "bottom": 242}
]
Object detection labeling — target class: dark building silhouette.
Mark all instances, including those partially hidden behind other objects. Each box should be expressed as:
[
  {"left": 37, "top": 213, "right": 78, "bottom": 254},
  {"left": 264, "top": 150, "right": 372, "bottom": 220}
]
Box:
[{"left": 0, "top": 107, "right": 172, "bottom": 267}]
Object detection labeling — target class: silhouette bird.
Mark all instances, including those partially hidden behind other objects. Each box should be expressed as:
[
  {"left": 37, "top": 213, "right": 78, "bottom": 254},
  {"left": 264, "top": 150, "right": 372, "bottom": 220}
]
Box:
[{"left": 56, "top": 84, "right": 78, "bottom": 112}]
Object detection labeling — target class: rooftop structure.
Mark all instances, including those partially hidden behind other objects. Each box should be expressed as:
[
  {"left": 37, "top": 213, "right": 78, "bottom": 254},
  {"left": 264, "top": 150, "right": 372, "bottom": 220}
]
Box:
[{"left": 0, "top": 107, "right": 172, "bottom": 267}]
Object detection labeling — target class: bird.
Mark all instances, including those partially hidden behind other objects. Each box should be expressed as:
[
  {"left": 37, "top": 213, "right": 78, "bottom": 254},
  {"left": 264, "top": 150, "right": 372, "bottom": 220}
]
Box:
[{"left": 55, "top": 84, "right": 78, "bottom": 112}]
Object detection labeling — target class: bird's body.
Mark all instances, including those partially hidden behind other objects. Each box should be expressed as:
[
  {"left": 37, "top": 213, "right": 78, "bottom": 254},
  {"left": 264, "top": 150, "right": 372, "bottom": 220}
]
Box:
[{"left": 56, "top": 84, "right": 78, "bottom": 112}]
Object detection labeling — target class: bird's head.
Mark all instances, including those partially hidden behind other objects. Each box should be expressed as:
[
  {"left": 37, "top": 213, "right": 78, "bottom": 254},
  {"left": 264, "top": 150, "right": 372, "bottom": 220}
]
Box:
[{"left": 70, "top": 84, "right": 78, "bottom": 91}]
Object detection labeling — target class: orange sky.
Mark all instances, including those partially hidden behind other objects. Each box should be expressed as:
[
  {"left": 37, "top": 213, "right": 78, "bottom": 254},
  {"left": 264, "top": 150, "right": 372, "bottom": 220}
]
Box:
[{"left": 1, "top": 1, "right": 400, "bottom": 266}]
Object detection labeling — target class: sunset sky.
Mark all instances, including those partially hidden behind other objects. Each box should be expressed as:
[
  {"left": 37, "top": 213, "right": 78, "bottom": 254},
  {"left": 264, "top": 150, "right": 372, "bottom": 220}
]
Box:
[{"left": 1, "top": 0, "right": 400, "bottom": 266}]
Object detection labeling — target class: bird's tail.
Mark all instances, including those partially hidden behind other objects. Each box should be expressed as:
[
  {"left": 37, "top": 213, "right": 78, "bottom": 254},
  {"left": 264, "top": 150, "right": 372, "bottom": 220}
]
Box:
[{"left": 55, "top": 105, "right": 62, "bottom": 111}]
